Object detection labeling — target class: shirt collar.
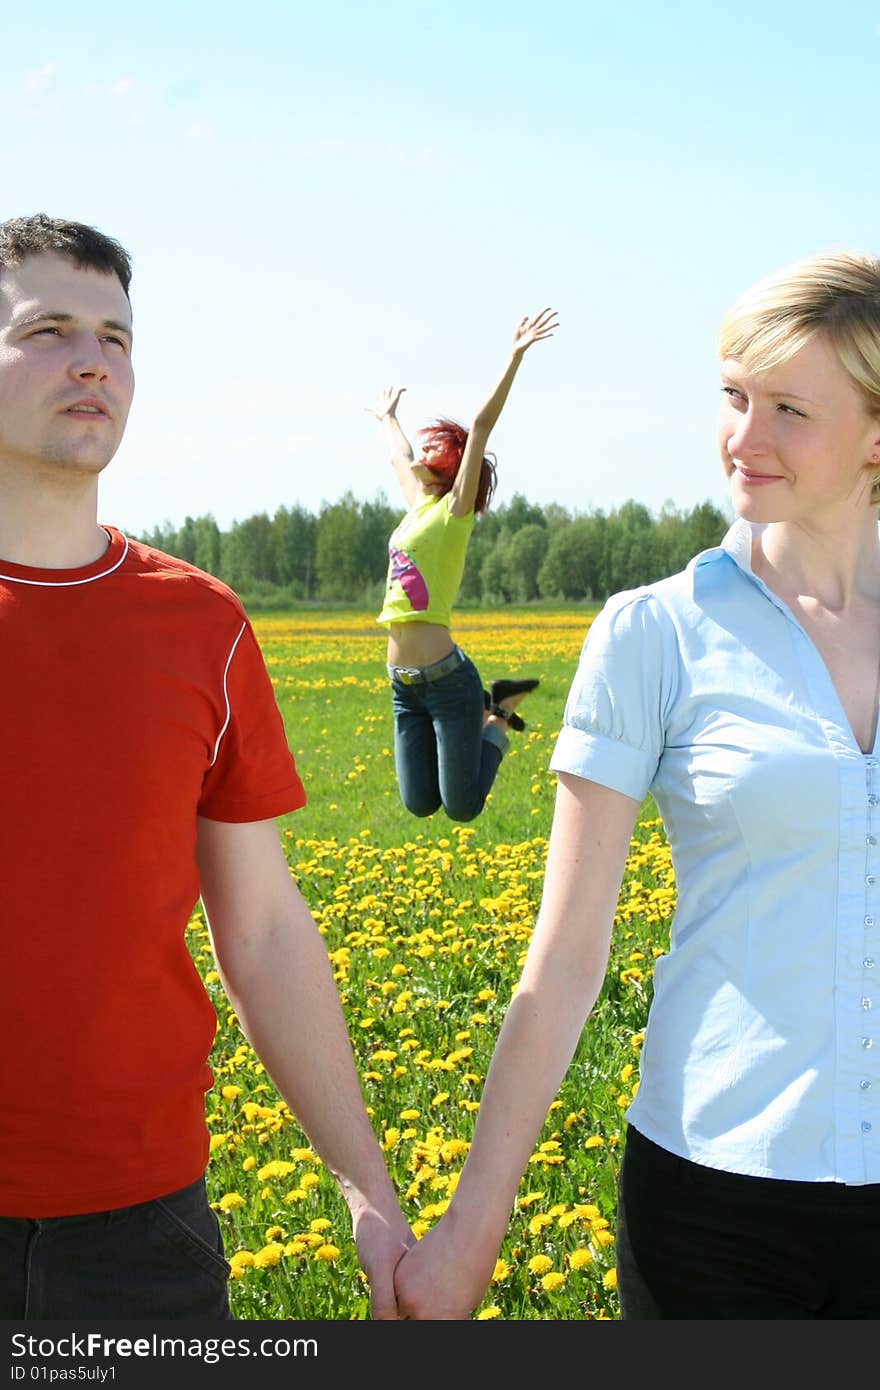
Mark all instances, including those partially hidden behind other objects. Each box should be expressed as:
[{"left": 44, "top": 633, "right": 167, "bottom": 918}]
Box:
[{"left": 693, "top": 517, "right": 766, "bottom": 578}]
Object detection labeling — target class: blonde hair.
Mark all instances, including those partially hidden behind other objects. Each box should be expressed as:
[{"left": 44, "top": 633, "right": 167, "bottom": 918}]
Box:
[{"left": 718, "top": 251, "right": 880, "bottom": 501}]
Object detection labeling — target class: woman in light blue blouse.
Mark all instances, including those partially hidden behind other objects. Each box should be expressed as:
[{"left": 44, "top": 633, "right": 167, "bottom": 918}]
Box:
[{"left": 394, "top": 251, "right": 880, "bottom": 1319}]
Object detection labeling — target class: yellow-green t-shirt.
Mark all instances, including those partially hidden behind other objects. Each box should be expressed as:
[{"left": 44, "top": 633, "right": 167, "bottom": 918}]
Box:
[{"left": 377, "top": 496, "right": 475, "bottom": 628}]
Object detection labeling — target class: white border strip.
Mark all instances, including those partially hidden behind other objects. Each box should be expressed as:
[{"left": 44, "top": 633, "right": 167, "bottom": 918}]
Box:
[
  {"left": 0, "top": 531, "right": 129, "bottom": 586},
  {"left": 209, "top": 620, "right": 247, "bottom": 768}
]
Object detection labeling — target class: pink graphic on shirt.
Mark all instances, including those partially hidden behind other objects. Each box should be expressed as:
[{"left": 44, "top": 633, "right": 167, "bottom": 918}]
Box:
[{"left": 390, "top": 546, "right": 429, "bottom": 612}]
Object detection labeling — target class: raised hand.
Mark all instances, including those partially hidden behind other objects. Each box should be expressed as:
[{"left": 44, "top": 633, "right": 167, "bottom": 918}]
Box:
[
  {"left": 511, "top": 308, "right": 558, "bottom": 358},
  {"left": 365, "top": 385, "right": 406, "bottom": 421}
]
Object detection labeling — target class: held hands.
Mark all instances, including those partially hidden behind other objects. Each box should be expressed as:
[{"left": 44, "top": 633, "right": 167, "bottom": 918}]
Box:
[
  {"left": 392, "top": 1209, "right": 499, "bottom": 1320},
  {"left": 365, "top": 385, "right": 406, "bottom": 421},
  {"left": 511, "top": 307, "right": 558, "bottom": 359},
  {"left": 352, "top": 1201, "right": 417, "bottom": 1320}
]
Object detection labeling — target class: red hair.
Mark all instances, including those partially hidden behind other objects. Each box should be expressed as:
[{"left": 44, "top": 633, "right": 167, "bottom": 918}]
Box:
[{"left": 417, "top": 417, "right": 497, "bottom": 515}]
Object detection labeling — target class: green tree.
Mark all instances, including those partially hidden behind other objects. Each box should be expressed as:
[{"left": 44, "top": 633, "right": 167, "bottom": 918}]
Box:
[
  {"left": 315, "top": 493, "right": 366, "bottom": 599},
  {"left": 192, "top": 515, "right": 222, "bottom": 576},
  {"left": 272, "top": 504, "right": 317, "bottom": 597},
  {"left": 507, "top": 524, "right": 549, "bottom": 601}
]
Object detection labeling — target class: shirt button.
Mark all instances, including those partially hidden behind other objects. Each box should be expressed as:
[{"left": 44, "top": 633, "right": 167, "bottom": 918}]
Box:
[
  {"left": 860, "top": 1079, "right": 872, "bottom": 1090},
  {"left": 862, "top": 1037, "right": 874, "bottom": 1049},
  {"left": 866, "top": 917, "right": 876, "bottom": 927},
  {"left": 869, "top": 836, "right": 878, "bottom": 847},
  {"left": 863, "top": 998, "right": 873, "bottom": 1009},
  {"left": 870, "top": 795, "right": 879, "bottom": 806},
  {"left": 862, "top": 1121, "right": 873, "bottom": 1133},
  {"left": 868, "top": 759, "right": 879, "bottom": 769},
  {"left": 865, "top": 959, "right": 876, "bottom": 969},
  {"left": 868, "top": 876, "right": 877, "bottom": 886}
]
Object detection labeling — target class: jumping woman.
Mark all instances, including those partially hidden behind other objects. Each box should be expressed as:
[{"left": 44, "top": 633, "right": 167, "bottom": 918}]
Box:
[{"left": 368, "top": 308, "right": 557, "bottom": 821}]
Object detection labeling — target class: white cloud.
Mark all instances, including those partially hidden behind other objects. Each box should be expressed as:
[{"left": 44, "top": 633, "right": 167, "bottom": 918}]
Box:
[
  {"left": 25, "top": 62, "right": 58, "bottom": 93},
  {"left": 112, "top": 76, "right": 134, "bottom": 97}
]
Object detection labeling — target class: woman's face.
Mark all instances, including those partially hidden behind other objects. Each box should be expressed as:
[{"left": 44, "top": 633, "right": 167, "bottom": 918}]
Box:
[
  {"left": 719, "top": 334, "right": 880, "bottom": 526},
  {"left": 413, "top": 440, "right": 453, "bottom": 496}
]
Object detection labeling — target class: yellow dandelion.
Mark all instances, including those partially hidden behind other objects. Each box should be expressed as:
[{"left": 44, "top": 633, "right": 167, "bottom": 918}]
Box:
[
  {"left": 477, "top": 1307, "right": 501, "bottom": 1320},
  {"left": 310, "top": 1218, "right": 332, "bottom": 1233},
  {"left": 568, "top": 1249, "right": 593, "bottom": 1270},
  {"left": 256, "top": 1160, "right": 296, "bottom": 1181},
  {"left": 221, "top": 1085, "right": 242, "bottom": 1101},
  {"left": 265, "top": 1225, "right": 285, "bottom": 1241},
  {"left": 528, "top": 1254, "right": 553, "bottom": 1276},
  {"left": 242, "top": 1156, "right": 256, "bottom": 1172},
  {"left": 492, "top": 1259, "right": 511, "bottom": 1283},
  {"left": 300, "top": 1172, "right": 320, "bottom": 1190},
  {"left": 217, "top": 1192, "right": 245, "bottom": 1212},
  {"left": 517, "top": 1191, "right": 545, "bottom": 1209},
  {"left": 528, "top": 1214, "right": 553, "bottom": 1236},
  {"left": 252, "top": 1243, "right": 283, "bottom": 1269},
  {"left": 603, "top": 1268, "right": 618, "bottom": 1289},
  {"left": 541, "top": 1272, "right": 566, "bottom": 1293}
]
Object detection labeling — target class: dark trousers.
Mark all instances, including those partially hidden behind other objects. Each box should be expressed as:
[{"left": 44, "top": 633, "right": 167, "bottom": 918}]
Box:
[
  {"left": 616, "top": 1125, "right": 880, "bottom": 1319},
  {"left": 0, "top": 1176, "right": 232, "bottom": 1319}
]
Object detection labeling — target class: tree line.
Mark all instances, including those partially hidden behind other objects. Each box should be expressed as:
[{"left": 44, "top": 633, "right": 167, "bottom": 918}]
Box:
[{"left": 134, "top": 492, "right": 731, "bottom": 608}]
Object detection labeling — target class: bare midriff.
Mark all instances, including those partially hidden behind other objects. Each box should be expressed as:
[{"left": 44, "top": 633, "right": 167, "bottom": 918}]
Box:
[{"left": 386, "top": 620, "right": 456, "bottom": 668}]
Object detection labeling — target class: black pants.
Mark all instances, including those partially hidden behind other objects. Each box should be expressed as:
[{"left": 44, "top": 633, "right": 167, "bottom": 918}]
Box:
[
  {"left": 0, "top": 1176, "right": 232, "bottom": 1319},
  {"left": 616, "top": 1125, "right": 880, "bottom": 1319}
]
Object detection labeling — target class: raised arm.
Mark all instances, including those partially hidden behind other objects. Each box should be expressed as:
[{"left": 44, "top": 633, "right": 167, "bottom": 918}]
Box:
[
  {"left": 447, "top": 308, "right": 558, "bottom": 517},
  {"left": 195, "top": 816, "right": 414, "bottom": 1319},
  {"left": 366, "top": 385, "right": 420, "bottom": 509},
  {"left": 393, "top": 771, "right": 639, "bottom": 1319}
]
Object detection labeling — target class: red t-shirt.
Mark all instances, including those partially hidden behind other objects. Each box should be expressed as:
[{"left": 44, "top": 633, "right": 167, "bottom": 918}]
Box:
[{"left": 0, "top": 528, "right": 306, "bottom": 1216}]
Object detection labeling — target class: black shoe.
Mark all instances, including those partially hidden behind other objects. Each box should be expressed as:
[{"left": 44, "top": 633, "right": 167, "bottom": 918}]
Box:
[
  {"left": 490, "top": 677, "right": 539, "bottom": 705},
  {"left": 489, "top": 702, "right": 525, "bottom": 732}
]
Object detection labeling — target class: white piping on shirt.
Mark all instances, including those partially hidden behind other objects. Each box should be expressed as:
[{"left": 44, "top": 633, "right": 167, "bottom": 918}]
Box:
[
  {"left": 0, "top": 531, "right": 129, "bottom": 586},
  {"left": 209, "top": 620, "right": 247, "bottom": 768}
]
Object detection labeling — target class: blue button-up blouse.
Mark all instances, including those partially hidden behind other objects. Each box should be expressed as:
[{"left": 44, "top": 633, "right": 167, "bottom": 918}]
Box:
[{"left": 550, "top": 519, "right": 878, "bottom": 1183}]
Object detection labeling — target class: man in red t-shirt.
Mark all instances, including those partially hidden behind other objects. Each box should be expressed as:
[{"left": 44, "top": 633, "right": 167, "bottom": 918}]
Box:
[{"left": 0, "top": 214, "right": 412, "bottom": 1319}]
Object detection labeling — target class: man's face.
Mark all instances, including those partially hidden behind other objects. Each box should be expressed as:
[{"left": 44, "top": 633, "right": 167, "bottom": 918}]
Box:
[{"left": 0, "top": 251, "right": 134, "bottom": 477}]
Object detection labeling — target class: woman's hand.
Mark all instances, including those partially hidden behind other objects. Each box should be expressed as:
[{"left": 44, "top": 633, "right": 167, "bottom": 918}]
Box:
[
  {"left": 366, "top": 385, "right": 406, "bottom": 421},
  {"left": 394, "top": 1212, "right": 497, "bottom": 1320},
  {"left": 511, "top": 308, "right": 558, "bottom": 358}
]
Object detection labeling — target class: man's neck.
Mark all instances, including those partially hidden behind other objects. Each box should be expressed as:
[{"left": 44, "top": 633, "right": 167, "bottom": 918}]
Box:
[{"left": 0, "top": 466, "right": 107, "bottom": 569}]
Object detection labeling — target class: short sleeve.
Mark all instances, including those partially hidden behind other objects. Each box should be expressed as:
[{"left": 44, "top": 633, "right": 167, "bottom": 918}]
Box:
[
  {"left": 549, "top": 591, "right": 672, "bottom": 800},
  {"left": 198, "top": 620, "right": 306, "bottom": 822}
]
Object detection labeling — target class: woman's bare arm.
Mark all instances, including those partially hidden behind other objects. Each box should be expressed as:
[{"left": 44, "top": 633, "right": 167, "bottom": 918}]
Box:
[{"left": 447, "top": 309, "right": 558, "bottom": 517}]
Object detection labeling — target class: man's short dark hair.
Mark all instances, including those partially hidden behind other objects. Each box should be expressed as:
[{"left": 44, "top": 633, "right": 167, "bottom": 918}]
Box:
[{"left": 0, "top": 214, "right": 132, "bottom": 296}]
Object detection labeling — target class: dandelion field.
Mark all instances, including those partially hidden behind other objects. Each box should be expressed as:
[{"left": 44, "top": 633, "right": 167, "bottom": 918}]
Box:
[{"left": 194, "top": 608, "right": 675, "bottom": 1320}]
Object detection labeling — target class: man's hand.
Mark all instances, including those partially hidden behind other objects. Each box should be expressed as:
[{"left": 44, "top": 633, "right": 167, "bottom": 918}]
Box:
[
  {"left": 351, "top": 1203, "right": 416, "bottom": 1320},
  {"left": 511, "top": 308, "right": 558, "bottom": 358},
  {"left": 365, "top": 385, "right": 406, "bottom": 420}
]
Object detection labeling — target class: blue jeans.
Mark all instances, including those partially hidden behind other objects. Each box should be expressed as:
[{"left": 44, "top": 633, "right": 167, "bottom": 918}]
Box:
[
  {"left": 390, "top": 651, "right": 507, "bottom": 822},
  {"left": 0, "top": 1175, "right": 232, "bottom": 1319}
]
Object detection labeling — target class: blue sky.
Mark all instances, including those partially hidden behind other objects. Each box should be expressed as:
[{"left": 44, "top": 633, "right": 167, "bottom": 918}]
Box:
[{"left": 3, "top": 1, "right": 879, "bottom": 534}]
